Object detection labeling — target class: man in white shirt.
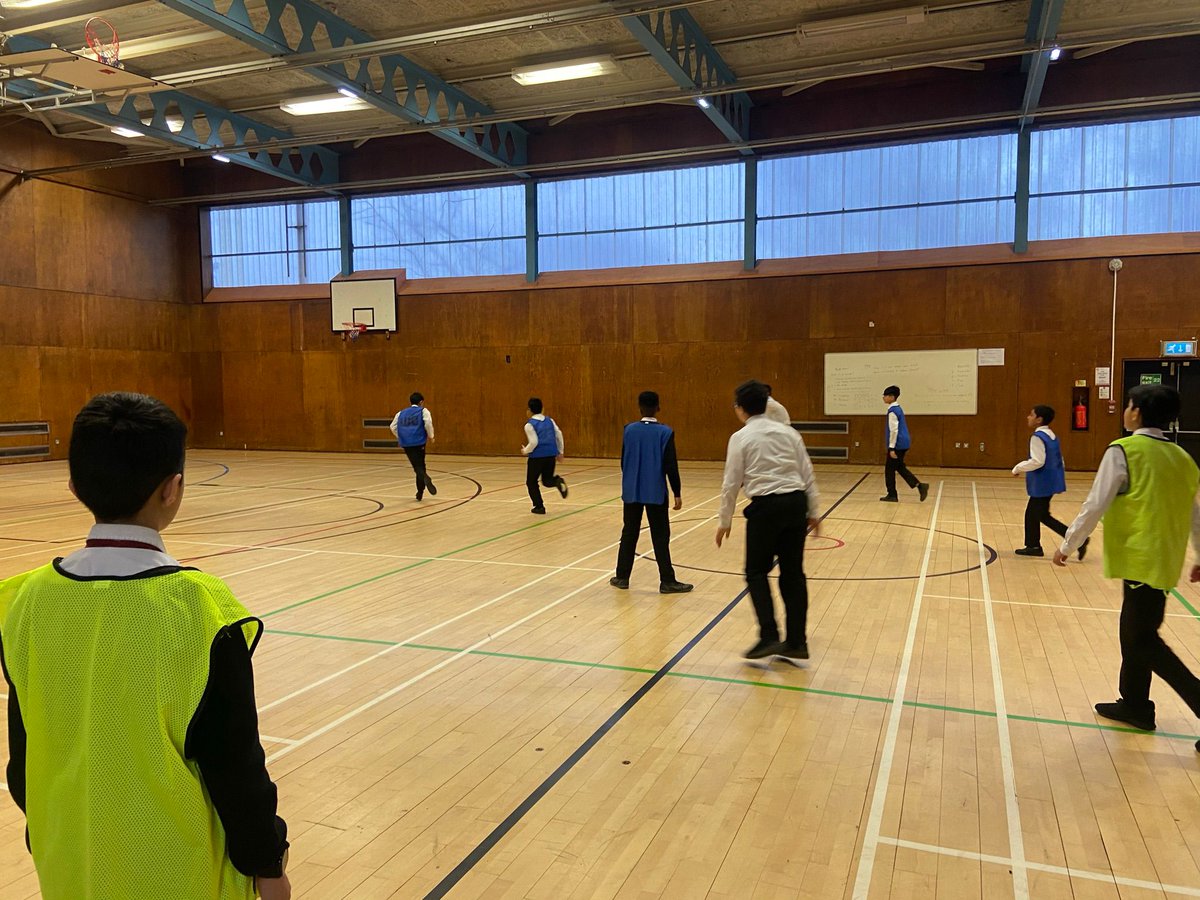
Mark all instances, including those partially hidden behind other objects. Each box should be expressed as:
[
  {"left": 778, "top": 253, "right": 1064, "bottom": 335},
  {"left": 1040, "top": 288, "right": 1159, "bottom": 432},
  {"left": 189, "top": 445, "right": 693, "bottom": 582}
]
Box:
[{"left": 715, "top": 380, "right": 821, "bottom": 661}]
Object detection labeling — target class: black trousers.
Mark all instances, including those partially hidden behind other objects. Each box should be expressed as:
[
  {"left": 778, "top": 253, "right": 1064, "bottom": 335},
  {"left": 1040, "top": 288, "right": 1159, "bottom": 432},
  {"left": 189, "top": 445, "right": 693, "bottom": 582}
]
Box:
[
  {"left": 615, "top": 502, "right": 676, "bottom": 583},
  {"left": 1117, "top": 580, "right": 1200, "bottom": 717},
  {"left": 884, "top": 449, "right": 920, "bottom": 496},
  {"left": 744, "top": 491, "right": 809, "bottom": 646},
  {"left": 526, "top": 456, "right": 558, "bottom": 508},
  {"left": 403, "top": 444, "right": 427, "bottom": 493},
  {"left": 1023, "top": 495, "right": 1068, "bottom": 549}
]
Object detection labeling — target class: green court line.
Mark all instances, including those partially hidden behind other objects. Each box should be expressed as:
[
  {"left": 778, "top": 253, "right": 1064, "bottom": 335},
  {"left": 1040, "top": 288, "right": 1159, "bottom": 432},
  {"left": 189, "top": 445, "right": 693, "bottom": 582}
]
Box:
[
  {"left": 265, "top": 627, "right": 1200, "bottom": 744},
  {"left": 262, "top": 493, "right": 621, "bottom": 618},
  {"left": 1172, "top": 588, "right": 1200, "bottom": 621}
]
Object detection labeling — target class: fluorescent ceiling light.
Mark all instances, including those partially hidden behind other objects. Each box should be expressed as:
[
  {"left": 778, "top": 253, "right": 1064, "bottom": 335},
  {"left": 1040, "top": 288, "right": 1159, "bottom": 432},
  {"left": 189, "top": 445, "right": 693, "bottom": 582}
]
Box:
[
  {"left": 1049, "top": 45, "right": 1062, "bottom": 60},
  {"left": 696, "top": 97, "right": 712, "bottom": 109},
  {"left": 279, "top": 92, "right": 371, "bottom": 116},
  {"left": 798, "top": 6, "right": 925, "bottom": 38},
  {"left": 1, "top": 0, "right": 72, "bottom": 8},
  {"left": 511, "top": 55, "right": 617, "bottom": 86},
  {"left": 212, "top": 153, "right": 231, "bottom": 163},
  {"left": 110, "top": 126, "right": 144, "bottom": 138}
]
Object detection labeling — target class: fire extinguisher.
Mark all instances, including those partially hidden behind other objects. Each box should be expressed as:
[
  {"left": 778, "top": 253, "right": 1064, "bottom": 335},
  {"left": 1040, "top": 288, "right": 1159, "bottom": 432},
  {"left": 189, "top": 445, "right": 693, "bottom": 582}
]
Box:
[{"left": 1074, "top": 401, "right": 1088, "bottom": 430}]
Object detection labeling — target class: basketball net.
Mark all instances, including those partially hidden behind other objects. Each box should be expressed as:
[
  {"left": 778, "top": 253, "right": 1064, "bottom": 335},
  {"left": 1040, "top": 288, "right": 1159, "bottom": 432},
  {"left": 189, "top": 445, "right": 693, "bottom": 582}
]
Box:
[{"left": 84, "top": 17, "right": 121, "bottom": 70}]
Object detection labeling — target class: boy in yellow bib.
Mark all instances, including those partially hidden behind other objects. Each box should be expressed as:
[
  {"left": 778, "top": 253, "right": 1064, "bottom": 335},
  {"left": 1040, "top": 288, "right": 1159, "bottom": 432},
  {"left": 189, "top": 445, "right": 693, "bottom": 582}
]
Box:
[
  {"left": 0, "top": 393, "right": 290, "bottom": 899},
  {"left": 1054, "top": 384, "right": 1200, "bottom": 750}
]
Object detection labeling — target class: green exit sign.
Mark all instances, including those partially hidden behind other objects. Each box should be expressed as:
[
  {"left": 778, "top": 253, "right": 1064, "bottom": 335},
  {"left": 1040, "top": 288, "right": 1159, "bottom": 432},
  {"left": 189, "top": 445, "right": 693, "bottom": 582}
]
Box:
[
  {"left": 1161, "top": 340, "right": 1197, "bottom": 356},
  {"left": 1141, "top": 374, "right": 1163, "bottom": 385}
]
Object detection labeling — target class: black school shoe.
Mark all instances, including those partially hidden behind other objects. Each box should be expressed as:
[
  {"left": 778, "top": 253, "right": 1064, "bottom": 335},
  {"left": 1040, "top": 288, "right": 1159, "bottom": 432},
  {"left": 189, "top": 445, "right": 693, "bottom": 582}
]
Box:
[
  {"left": 416, "top": 490, "right": 424, "bottom": 501},
  {"left": 775, "top": 643, "right": 809, "bottom": 661},
  {"left": 744, "top": 639, "right": 782, "bottom": 660},
  {"left": 531, "top": 506, "right": 546, "bottom": 515},
  {"left": 1078, "top": 538, "right": 1090, "bottom": 561},
  {"left": 1014, "top": 547, "right": 1044, "bottom": 557},
  {"left": 609, "top": 577, "right": 629, "bottom": 589},
  {"left": 659, "top": 581, "right": 694, "bottom": 594},
  {"left": 918, "top": 483, "right": 930, "bottom": 502},
  {"left": 879, "top": 495, "right": 899, "bottom": 503},
  {"left": 1094, "top": 700, "right": 1156, "bottom": 732},
  {"left": 424, "top": 473, "right": 437, "bottom": 496},
  {"left": 556, "top": 476, "right": 568, "bottom": 499}
]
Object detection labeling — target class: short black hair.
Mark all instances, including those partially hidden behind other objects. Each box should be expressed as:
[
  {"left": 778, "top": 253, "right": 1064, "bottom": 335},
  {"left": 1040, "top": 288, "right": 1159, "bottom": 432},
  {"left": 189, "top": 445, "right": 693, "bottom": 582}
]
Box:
[
  {"left": 884, "top": 385, "right": 901, "bottom": 398},
  {"left": 528, "top": 397, "right": 543, "bottom": 415},
  {"left": 69, "top": 392, "right": 187, "bottom": 521},
  {"left": 410, "top": 391, "right": 423, "bottom": 404},
  {"left": 1032, "top": 404, "right": 1055, "bottom": 425},
  {"left": 1127, "top": 383, "right": 1180, "bottom": 430},
  {"left": 734, "top": 379, "right": 769, "bottom": 416},
  {"left": 638, "top": 390, "right": 660, "bottom": 416}
]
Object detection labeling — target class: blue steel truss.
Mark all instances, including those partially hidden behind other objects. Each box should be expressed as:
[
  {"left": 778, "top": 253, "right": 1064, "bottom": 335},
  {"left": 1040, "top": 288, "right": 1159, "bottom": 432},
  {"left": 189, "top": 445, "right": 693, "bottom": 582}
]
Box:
[
  {"left": 621, "top": 8, "right": 752, "bottom": 147},
  {"left": 1018, "top": 0, "right": 1067, "bottom": 129},
  {"left": 158, "top": 0, "right": 528, "bottom": 168},
  {"left": 4, "top": 35, "right": 338, "bottom": 186}
]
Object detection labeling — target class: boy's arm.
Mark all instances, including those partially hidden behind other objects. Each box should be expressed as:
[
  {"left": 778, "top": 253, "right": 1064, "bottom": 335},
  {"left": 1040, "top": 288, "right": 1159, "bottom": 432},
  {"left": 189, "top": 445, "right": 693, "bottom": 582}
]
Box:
[
  {"left": 2, "top": 642, "right": 27, "bottom": 816},
  {"left": 887, "top": 411, "right": 899, "bottom": 449},
  {"left": 423, "top": 408, "right": 434, "bottom": 442},
  {"left": 717, "top": 435, "right": 744, "bottom": 532},
  {"left": 794, "top": 433, "right": 820, "bottom": 519},
  {"left": 1058, "top": 446, "right": 1127, "bottom": 558},
  {"left": 187, "top": 626, "right": 288, "bottom": 879},
  {"left": 1012, "top": 434, "right": 1045, "bottom": 474},
  {"left": 388, "top": 412, "right": 400, "bottom": 437},
  {"left": 554, "top": 422, "right": 564, "bottom": 456},
  {"left": 663, "top": 433, "right": 682, "bottom": 500},
  {"left": 521, "top": 422, "right": 537, "bottom": 455}
]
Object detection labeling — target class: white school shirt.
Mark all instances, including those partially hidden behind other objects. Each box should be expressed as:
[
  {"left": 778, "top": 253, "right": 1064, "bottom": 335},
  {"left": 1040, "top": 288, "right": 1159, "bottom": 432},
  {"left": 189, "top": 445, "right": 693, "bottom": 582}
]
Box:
[
  {"left": 1059, "top": 427, "right": 1200, "bottom": 557},
  {"left": 58, "top": 524, "right": 178, "bottom": 577},
  {"left": 388, "top": 405, "right": 435, "bottom": 442},
  {"left": 1011, "top": 426, "right": 1056, "bottom": 475},
  {"left": 718, "top": 414, "right": 820, "bottom": 529},
  {"left": 522, "top": 414, "right": 564, "bottom": 456},
  {"left": 886, "top": 402, "right": 901, "bottom": 449}
]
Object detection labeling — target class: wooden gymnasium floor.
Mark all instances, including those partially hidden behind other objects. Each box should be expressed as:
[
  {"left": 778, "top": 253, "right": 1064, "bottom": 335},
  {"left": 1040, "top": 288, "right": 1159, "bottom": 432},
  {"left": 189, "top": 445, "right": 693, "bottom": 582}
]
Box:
[{"left": 1, "top": 451, "right": 1198, "bottom": 900}]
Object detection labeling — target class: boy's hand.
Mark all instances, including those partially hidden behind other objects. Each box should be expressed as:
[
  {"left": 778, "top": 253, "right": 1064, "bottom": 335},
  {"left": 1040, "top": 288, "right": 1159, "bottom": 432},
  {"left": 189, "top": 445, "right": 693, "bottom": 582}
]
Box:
[
  {"left": 1052, "top": 550, "right": 1069, "bottom": 567},
  {"left": 259, "top": 875, "right": 291, "bottom": 900},
  {"left": 556, "top": 454, "right": 564, "bottom": 462},
  {"left": 673, "top": 496, "right": 682, "bottom": 511},
  {"left": 715, "top": 526, "right": 731, "bottom": 548},
  {"left": 889, "top": 450, "right": 897, "bottom": 459},
  {"left": 1190, "top": 564, "right": 1200, "bottom": 583}
]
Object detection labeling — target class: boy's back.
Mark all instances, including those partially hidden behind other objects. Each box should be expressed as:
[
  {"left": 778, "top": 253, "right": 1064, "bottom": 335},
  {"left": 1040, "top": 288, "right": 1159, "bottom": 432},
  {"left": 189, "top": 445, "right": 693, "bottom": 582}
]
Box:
[{"left": 2, "top": 562, "right": 261, "bottom": 899}]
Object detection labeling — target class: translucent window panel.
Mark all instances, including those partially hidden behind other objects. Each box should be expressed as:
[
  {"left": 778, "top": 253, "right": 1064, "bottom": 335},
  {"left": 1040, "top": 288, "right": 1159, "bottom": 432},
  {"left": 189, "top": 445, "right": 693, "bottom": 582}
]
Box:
[
  {"left": 843, "top": 148, "right": 882, "bottom": 211},
  {"left": 1126, "top": 120, "right": 1172, "bottom": 187},
  {"left": 806, "top": 154, "right": 843, "bottom": 213},
  {"left": 207, "top": 199, "right": 340, "bottom": 286},
  {"left": 1124, "top": 187, "right": 1172, "bottom": 234},
  {"left": 1172, "top": 186, "right": 1200, "bottom": 232},
  {"left": 758, "top": 155, "right": 807, "bottom": 217},
  {"left": 958, "top": 199, "right": 1009, "bottom": 245},
  {"left": 209, "top": 204, "right": 289, "bottom": 255},
  {"left": 958, "top": 135, "right": 1016, "bottom": 199},
  {"left": 1081, "top": 192, "right": 1125, "bottom": 237},
  {"left": 917, "top": 204, "right": 957, "bottom": 248},
  {"left": 806, "top": 214, "right": 843, "bottom": 256},
  {"left": 757, "top": 217, "right": 806, "bottom": 259},
  {"left": 880, "top": 144, "right": 920, "bottom": 206},
  {"left": 1081, "top": 122, "right": 1127, "bottom": 190},
  {"left": 917, "top": 140, "right": 959, "bottom": 203},
  {"left": 1032, "top": 127, "right": 1084, "bottom": 194},
  {"left": 878, "top": 207, "right": 918, "bottom": 251},
  {"left": 843, "top": 209, "right": 881, "bottom": 253},
  {"left": 1031, "top": 195, "right": 1083, "bottom": 240},
  {"left": 1172, "top": 116, "right": 1200, "bottom": 183}
]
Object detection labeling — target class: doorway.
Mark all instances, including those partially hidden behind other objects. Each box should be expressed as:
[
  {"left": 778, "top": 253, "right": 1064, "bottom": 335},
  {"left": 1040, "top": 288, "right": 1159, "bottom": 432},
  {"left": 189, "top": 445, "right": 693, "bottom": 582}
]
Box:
[{"left": 1120, "top": 358, "right": 1200, "bottom": 466}]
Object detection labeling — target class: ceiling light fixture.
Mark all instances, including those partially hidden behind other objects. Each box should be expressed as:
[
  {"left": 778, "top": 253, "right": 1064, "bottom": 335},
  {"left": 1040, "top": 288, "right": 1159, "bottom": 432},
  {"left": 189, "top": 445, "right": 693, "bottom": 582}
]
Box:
[
  {"left": 1, "top": 0, "right": 73, "bottom": 9},
  {"left": 798, "top": 6, "right": 925, "bottom": 38},
  {"left": 279, "top": 92, "right": 371, "bottom": 116},
  {"left": 212, "top": 153, "right": 231, "bottom": 163},
  {"left": 696, "top": 97, "right": 712, "bottom": 109},
  {"left": 511, "top": 55, "right": 618, "bottom": 86},
  {"left": 110, "top": 126, "right": 144, "bottom": 138},
  {"left": 1049, "top": 45, "right": 1062, "bottom": 61}
]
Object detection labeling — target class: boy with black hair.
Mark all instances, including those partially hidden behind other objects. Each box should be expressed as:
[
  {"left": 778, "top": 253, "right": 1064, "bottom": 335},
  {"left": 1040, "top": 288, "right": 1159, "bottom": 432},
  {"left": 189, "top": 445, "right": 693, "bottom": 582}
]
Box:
[
  {"left": 390, "top": 391, "right": 437, "bottom": 500},
  {"left": 1012, "top": 405, "right": 1087, "bottom": 559},
  {"left": 610, "top": 391, "right": 693, "bottom": 594},
  {"left": 881, "top": 385, "right": 929, "bottom": 503},
  {"left": 1054, "top": 384, "right": 1200, "bottom": 750},
  {"left": 716, "top": 379, "right": 821, "bottom": 661},
  {"left": 0, "top": 392, "right": 290, "bottom": 898},
  {"left": 522, "top": 397, "right": 567, "bottom": 515}
]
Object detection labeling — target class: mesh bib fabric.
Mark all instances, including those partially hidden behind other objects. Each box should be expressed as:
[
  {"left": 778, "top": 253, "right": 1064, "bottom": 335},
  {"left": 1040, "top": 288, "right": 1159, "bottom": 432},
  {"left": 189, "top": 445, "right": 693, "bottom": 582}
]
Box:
[{"left": 0, "top": 564, "right": 260, "bottom": 900}]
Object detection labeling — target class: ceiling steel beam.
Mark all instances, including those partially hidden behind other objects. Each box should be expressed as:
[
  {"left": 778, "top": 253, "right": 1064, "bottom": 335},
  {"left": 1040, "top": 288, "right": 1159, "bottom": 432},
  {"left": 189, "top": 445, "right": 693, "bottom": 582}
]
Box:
[
  {"left": 3, "top": 33, "right": 338, "bottom": 186},
  {"left": 1018, "top": 0, "right": 1066, "bottom": 129},
  {"left": 621, "top": 7, "right": 751, "bottom": 147},
  {"left": 157, "top": 0, "right": 527, "bottom": 168}
]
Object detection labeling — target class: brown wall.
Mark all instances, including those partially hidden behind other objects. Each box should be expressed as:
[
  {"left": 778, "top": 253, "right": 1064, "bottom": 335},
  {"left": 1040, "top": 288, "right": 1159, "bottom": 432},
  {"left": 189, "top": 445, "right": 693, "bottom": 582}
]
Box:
[
  {"left": 194, "top": 251, "right": 1200, "bottom": 471},
  {"left": 0, "top": 122, "right": 198, "bottom": 460}
]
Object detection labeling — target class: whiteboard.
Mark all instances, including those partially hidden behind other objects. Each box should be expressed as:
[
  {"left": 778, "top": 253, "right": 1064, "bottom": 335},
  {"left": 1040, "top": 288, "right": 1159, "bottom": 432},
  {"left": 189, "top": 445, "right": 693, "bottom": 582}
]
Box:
[
  {"left": 824, "top": 349, "right": 978, "bottom": 415},
  {"left": 331, "top": 278, "right": 397, "bottom": 332}
]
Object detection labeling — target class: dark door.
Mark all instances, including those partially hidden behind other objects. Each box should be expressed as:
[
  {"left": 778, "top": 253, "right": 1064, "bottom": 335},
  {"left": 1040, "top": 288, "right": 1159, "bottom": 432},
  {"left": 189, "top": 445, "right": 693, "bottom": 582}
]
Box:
[
  {"left": 1120, "top": 359, "right": 1176, "bottom": 437},
  {"left": 1177, "top": 359, "right": 1200, "bottom": 467}
]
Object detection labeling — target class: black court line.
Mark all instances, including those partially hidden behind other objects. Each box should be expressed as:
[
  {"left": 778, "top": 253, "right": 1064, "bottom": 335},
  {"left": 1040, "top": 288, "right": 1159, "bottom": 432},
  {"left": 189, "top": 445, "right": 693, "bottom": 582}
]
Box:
[{"left": 422, "top": 472, "right": 868, "bottom": 899}]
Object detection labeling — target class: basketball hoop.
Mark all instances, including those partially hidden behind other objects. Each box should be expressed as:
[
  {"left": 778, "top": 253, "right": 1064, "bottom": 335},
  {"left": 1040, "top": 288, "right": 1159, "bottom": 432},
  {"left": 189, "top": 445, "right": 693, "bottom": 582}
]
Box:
[
  {"left": 342, "top": 322, "right": 368, "bottom": 341},
  {"left": 84, "top": 17, "right": 121, "bottom": 70}
]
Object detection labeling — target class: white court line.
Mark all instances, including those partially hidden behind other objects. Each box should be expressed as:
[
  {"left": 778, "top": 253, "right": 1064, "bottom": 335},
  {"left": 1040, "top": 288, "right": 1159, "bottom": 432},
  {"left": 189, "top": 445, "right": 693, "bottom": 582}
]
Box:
[
  {"left": 221, "top": 552, "right": 317, "bottom": 580},
  {"left": 972, "top": 482, "right": 1028, "bottom": 899},
  {"left": 259, "top": 734, "right": 299, "bottom": 746},
  {"left": 262, "top": 499, "right": 727, "bottom": 764},
  {"left": 852, "top": 482, "right": 944, "bottom": 900},
  {"left": 924, "top": 593, "right": 1196, "bottom": 619},
  {"left": 878, "top": 836, "right": 1200, "bottom": 898}
]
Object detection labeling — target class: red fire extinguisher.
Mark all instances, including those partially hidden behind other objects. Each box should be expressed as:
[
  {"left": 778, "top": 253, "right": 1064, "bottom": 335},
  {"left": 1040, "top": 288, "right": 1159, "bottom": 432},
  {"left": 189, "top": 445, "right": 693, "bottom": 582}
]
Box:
[{"left": 1074, "top": 401, "right": 1088, "bottom": 430}]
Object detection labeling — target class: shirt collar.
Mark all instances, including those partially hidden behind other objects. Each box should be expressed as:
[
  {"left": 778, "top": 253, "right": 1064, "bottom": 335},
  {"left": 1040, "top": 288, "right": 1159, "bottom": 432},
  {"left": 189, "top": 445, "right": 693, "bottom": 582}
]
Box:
[
  {"left": 1133, "top": 427, "right": 1166, "bottom": 438},
  {"left": 1035, "top": 425, "right": 1054, "bottom": 436},
  {"left": 640, "top": 417, "right": 658, "bottom": 422},
  {"left": 531, "top": 413, "right": 545, "bottom": 420},
  {"left": 86, "top": 523, "right": 166, "bottom": 551},
  {"left": 887, "top": 402, "right": 900, "bottom": 410}
]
